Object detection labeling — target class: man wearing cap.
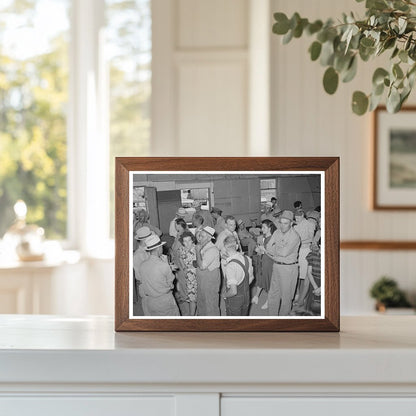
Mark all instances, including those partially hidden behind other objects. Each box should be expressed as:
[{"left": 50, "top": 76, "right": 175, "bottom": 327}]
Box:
[
  {"left": 137, "top": 235, "right": 180, "bottom": 316},
  {"left": 169, "top": 207, "right": 188, "bottom": 238},
  {"left": 133, "top": 226, "right": 152, "bottom": 280},
  {"left": 133, "top": 226, "right": 152, "bottom": 314},
  {"left": 195, "top": 226, "right": 221, "bottom": 316},
  {"left": 266, "top": 210, "right": 301, "bottom": 316},
  {"left": 294, "top": 208, "right": 316, "bottom": 302},
  {"left": 215, "top": 216, "right": 242, "bottom": 256},
  {"left": 133, "top": 209, "right": 162, "bottom": 251},
  {"left": 222, "top": 235, "right": 254, "bottom": 316},
  {"left": 211, "top": 207, "right": 226, "bottom": 236},
  {"left": 192, "top": 201, "right": 214, "bottom": 228}
]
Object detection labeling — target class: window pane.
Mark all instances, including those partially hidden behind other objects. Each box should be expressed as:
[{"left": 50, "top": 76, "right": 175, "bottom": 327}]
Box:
[
  {"left": 261, "top": 189, "right": 276, "bottom": 205},
  {"left": 106, "top": 0, "right": 152, "bottom": 237},
  {"left": 0, "top": 0, "right": 70, "bottom": 239},
  {"left": 260, "top": 178, "right": 276, "bottom": 189}
]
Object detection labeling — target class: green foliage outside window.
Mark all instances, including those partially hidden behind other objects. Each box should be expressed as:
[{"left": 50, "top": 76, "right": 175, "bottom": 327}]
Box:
[
  {"left": 0, "top": 1, "right": 69, "bottom": 239},
  {"left": 0, "top": 0, "right": 151, "bottom": 240}
]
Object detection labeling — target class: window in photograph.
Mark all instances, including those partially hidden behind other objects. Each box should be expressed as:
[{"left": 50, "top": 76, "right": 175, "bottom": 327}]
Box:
[
  {"left": 132, "top": 186, "right": 146, "bottom": 210},
  {"left": 106, "top": 0, "right": 152, "bottom": 237},
  {"left": 260, "top": 178, "right": 276, "bottom": 207},
  {"left": 0, "top": 0, "right": 70, "bottom": 239},
  {"left": 180, "top": 188, "right": 211, "bottom": 224}
]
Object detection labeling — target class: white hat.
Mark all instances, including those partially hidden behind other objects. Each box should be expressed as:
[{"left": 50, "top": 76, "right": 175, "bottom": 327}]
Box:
[
  {"left": 134, "top": 226, "right": 152, "bottom": 240},
  {"left": 201, "top": 226, "right": 215, "bottom": 237},
  {"left": 176, "top": 207, "right": 187, "bottom": 217},
  {"left": 145, "top": 234, "right": 166, "bottom": 251}
]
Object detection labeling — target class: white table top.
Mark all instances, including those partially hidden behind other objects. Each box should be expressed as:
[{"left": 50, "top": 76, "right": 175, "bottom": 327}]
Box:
[
  {"left": 0, "top": 315, "right": 415, "bottom": 388},
  {"left": 0, "top": 314, "right": 415, "bottom": 350}
]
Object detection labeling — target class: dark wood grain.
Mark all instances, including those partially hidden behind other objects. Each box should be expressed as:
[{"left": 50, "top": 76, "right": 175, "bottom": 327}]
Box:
[
  {"left": 373, "top": 106, "right": 416, "bottom": 210},
  {"left": 115, "top": 157, "right": 340, "bottom": 332},
  {"left": 341, "top": 240, "right": 416, "bottom": 250}
]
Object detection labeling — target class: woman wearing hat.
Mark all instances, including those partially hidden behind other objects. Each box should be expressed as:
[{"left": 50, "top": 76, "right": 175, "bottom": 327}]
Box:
[{"left": 137, "top": 235, "right": 180, "bottom": 316}]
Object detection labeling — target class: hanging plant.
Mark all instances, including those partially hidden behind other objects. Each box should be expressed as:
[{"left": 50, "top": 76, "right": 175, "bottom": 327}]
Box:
[{"left": 272, "top": 0, "right": 416, "bottom": 115}]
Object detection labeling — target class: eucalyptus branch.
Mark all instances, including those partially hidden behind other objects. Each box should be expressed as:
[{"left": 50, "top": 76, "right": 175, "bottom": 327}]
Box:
[{"left": 272, "top": 0, "right": 416, "bottom": 115}]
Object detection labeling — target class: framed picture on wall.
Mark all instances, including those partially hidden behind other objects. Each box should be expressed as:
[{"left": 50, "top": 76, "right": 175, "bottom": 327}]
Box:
[
  {"left": 115, "top": 157, "right": 339, "bottom": 332},
  {"left": 374, "top": 106, "right": 416, "bottom": 209}
]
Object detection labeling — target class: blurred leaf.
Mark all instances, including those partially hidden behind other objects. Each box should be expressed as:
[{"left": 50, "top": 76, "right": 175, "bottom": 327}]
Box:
[
  {"left": 366, "top": 0, "right": 388, "bottom": 10},
  {"left": 342, "top": 56, "right": 358, "bottom": 82},
  {"left": 405, "top": 33, "right": 413, "bottom": 50},
  {"left": 369, "top": 91, "right": 383, "bottom": 111},
  {"left": 398, "top": 17, "right": 407, "bottom": 34},
  {"left": 282, "top": 29, "right": 293, "bottom": 44},
  {"left": 391, "top": 47, "right": 399, "bottom": 59},
  {"left": 323, "top": 67, "right": 339, "bottom": 94},
  {"left": 399, "top": 49, "right": 408, "bottom": 63},
  {"left": 307, "top": 20, "right": 323, "bottom": 35},
  {"left": 352, "top": 91, "right": 369, "bottom": 115},
  {"left": 273, "top": 13, "right": 290, "bottom": 35},
  {"left": 320, "top": 40, "right": 335, "bottom": 66},
  {"left": 393, "top": 63, "right": 404, "bottom": 79},
  {"left": 387, "top": 87, "right": 401, "bottom": 112},
  {"left": 309, "top": 41, "right": 322, "bottom": 61},
  {"left": 372, "top": 67, "right": 389, "bottom": 86}
]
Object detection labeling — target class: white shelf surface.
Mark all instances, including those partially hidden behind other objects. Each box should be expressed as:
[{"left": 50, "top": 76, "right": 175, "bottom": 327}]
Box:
[{"left": 0, "top": 315, "right": 415, "bottom": 390}]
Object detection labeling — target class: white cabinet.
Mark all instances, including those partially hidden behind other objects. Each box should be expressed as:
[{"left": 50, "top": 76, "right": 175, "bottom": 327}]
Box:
[
  {"left": 221, "top": 398, "right": 416, "bottom": 416},
  {"left": 1, "top": 397, "right": 175, "bottom": 416},
  {"left": 0, "top": 316, "right": 415, "bottom": 416}
]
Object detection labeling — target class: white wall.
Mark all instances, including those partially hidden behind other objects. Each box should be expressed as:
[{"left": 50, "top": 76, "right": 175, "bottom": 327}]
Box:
[
  {"left": 152, "top": 0, "right": 256, "bottom": 156},
  {"left": 45, "top": 0, "right": 416, "bottom": 317}
]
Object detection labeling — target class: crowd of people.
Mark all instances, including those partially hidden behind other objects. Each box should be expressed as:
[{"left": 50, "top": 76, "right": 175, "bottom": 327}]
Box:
[{"left": 132, "top": 199, "right": 322, "bottom": 317}]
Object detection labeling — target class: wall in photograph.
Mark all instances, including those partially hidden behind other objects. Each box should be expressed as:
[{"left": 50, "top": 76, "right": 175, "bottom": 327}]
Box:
[{"left": 133, "top": 174, "right": 320, "bottom": 226}]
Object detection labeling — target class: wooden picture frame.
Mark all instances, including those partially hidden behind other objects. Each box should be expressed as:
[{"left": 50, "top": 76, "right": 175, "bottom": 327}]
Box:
[
  {"left": 373, "top": 106, "right": 416, "bottom": 210},
  {"left": 115, "top": 157, "right": 339, "bottom": 332}
]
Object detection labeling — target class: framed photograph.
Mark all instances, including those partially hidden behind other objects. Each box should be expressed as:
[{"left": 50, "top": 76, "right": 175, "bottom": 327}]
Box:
[
  {"left": 374, "top": 106, "right": 416, "bottom": 209},
  {"left": 115, "top": 157, "right": 339, "bottom": 332}
]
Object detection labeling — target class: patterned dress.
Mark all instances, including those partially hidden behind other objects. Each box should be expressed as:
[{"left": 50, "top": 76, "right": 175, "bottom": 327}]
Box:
[{"left": 179, "top": 245, "right": 198, "bottom": 303}]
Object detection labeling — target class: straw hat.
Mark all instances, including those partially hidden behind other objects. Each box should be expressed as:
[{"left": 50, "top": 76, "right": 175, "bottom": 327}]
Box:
[
  {"left": 135, "top": 226, "right": 152, "bottom": 240},
  {"left": 176, "top": 207, "right": 187, "bottom": 217},
  {"left": 145, "top": 234, "right": 166, "bottom": 251}
]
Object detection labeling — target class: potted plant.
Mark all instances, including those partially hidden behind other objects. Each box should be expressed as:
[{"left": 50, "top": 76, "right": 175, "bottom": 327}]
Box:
[{"left": 369, "top": 276, "right": 413, "bottom": 313}]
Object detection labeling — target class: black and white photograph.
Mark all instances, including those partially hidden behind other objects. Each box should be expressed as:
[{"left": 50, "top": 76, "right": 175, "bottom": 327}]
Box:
[{"left": 129, "top": 171, "right": 324, "bottom": 319}]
